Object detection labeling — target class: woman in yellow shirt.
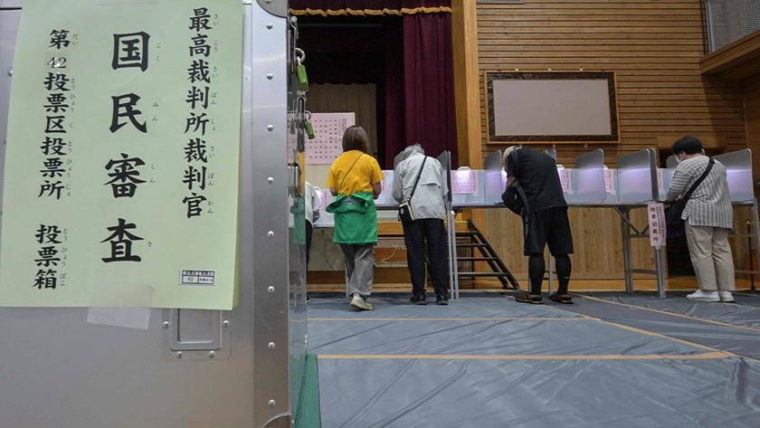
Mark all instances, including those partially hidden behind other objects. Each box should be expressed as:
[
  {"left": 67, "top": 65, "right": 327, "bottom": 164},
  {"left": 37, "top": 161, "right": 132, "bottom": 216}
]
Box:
[{"left": 326, "top": 126, "right": 383, "bottom": 310}]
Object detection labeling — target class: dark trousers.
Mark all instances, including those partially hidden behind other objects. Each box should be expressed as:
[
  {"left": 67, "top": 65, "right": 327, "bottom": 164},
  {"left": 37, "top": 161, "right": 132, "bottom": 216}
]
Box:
[
  {"left": 402, "top": 218, "right": 449, "bottom": 297},
  {"left": 305, "top": 220, "right": 313, "bottom": 268}
]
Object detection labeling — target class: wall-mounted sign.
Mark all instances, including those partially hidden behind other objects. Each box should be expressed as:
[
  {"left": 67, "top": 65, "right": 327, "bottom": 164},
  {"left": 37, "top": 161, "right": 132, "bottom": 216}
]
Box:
[
  {"left": 0, "top": 0, "right": 243, "bottom": 309},
  {"left": 486, "top": 71, "right": 619, "bottom": 143}
]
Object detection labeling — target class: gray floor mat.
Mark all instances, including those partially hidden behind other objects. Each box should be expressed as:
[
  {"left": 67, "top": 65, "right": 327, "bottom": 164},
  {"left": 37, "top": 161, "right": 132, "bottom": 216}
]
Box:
[
  {"left": 309, "top": 294, "right": 760, "bottom": 427},
  {"left": 581, "top": 291, "right": 760, "bottom": 328},
  {"left": 568, "top": 292, "right": 760, "bottom": 359},
  {"left": 318, "top": 357, "right": 760, "bottom": 428}
]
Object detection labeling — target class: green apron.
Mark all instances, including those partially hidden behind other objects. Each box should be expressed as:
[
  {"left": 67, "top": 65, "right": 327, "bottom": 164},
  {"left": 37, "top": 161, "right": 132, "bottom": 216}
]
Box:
[{"left": 326, "top": 192, "right": 378, "bottom": 244}]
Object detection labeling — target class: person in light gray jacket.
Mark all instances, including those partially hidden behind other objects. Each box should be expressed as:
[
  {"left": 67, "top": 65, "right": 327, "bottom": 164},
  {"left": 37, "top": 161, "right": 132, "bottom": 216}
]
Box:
[
  {"left": 392, "top": 144, "right": 449, "bottom": 305},
  {"left": 666, "top": 136, "right": 735, "bottom": 303}
]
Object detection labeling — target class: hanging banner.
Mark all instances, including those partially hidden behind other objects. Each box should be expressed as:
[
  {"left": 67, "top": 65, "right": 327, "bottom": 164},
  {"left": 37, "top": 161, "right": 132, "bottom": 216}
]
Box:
[{"left": 0, "top": 0, "right": 243, "bottom": 309}]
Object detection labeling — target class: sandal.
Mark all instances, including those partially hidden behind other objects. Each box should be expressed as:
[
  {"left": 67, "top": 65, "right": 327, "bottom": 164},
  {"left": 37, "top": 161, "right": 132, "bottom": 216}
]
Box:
[
  {"left": 549, "top": 293, "right": 574, "bottom": 304},
  {"left": 515, "top": 293, "right": 543, "bottom": 304}
]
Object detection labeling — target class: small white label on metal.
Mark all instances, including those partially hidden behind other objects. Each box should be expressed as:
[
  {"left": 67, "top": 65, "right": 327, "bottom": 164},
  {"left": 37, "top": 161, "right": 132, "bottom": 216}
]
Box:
[{"left": 180, "top": 270, "right": 216, "bottom": 286}]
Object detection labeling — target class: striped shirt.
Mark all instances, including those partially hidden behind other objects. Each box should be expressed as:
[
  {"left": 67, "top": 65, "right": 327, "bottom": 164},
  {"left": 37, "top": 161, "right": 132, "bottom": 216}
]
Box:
[{"left": 666, "top": 155, "right": 733, "bottom": 229}]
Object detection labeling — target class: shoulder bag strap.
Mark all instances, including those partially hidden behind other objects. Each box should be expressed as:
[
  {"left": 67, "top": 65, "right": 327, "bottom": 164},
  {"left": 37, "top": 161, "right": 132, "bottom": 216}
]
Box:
[
  {"left": 683, "top": 158, "right": 715, "bottom": 199},
  {"left": 408, "top": 156, "right": 427, "bottom": 201},
  {"left": 508, "top": 149, "right": 531, "bottom": 216},
  {"left": 338, "top": 154, "right": 364, "bottom": 193},
  {"left": 513, "top": 182, "right": 531, "bottom": 217}
]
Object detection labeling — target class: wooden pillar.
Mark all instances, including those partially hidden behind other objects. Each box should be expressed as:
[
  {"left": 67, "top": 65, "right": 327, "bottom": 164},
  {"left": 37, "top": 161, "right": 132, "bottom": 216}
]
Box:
[
  {"left": 451, "top": 0, "right": 489, "bottom": 283},
  {"left": 451, "top": 0, "right": 483, "bottom": 170}
]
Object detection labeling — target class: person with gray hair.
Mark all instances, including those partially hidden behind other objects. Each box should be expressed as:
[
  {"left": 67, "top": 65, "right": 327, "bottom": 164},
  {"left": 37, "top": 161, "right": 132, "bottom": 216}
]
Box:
[{"left": 393, "top": 143, "right": 449, "bottom": 305}]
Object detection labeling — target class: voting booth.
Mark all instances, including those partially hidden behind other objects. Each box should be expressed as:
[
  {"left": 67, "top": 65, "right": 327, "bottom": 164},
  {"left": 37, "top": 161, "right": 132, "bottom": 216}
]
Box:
[{"left": 660, "top": 148, "right": 760, "bottom": 283}]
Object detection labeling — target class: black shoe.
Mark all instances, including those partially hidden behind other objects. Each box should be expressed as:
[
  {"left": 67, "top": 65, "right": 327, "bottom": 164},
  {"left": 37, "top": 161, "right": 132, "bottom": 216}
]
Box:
[
  {"left": 548, "top": 293, "right": 573, "bottom": 304},
  {"left": 410, "top": 293, "right": 427, "bottom": 305},
  {"left": 515, "top": 292, "right": 543, "bottom": 304},
  {"left": 436, "top": 294, "right": 449, "bottom": 305}
]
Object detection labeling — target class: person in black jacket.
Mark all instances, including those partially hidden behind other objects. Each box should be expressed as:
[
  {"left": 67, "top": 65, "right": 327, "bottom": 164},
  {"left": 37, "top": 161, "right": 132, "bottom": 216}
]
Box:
[{"left": 502, "top": 146, "right": 574, "bottom": 304}]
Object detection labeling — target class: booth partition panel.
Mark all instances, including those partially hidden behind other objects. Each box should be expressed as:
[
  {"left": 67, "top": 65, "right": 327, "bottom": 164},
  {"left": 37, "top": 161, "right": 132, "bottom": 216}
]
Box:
[
  {"left": 566, "top": 149, "right": 606, "bottom": 205},
  {"left": 715, "top": 149, "right": 754, "bottom": 202},
  {"left": 617, "top": 149, "right": 658, "bottom": 204}
]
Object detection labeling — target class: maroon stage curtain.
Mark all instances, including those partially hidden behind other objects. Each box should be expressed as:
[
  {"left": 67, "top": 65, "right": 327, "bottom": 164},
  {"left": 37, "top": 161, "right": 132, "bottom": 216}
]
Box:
[
  {"left": 291, "top": 0, "right": 457, "bottom": 169},
  {"left": 382, "top": 18, "right": 404, "bottom": 168},
  {"left": 398, "top": 12, "right": 456, "bottom": 168},
  {"left": 290, "top": 0, "right": 451, "bottom": 13}
]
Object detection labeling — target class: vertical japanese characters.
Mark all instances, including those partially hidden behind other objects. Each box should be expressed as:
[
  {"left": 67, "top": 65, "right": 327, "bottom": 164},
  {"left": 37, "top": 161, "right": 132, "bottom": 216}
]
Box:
[
  {"left": 102, "top": 30, "right": 150, "bottom": 263},
  {"left": 34, "top": 29, "right": 74, "bottom": 290},
  {"left": 41, "top": 30, "right": 72, "bottom": 201},
  {"left": 182, "top": 7, "right": 217, "bottom": 219}
]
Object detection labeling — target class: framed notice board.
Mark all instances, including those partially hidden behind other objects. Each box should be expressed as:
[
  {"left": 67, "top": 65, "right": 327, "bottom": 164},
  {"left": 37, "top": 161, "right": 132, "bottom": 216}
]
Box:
[{"left": 485, "top": 71, "right": 619, "bottom": 143}]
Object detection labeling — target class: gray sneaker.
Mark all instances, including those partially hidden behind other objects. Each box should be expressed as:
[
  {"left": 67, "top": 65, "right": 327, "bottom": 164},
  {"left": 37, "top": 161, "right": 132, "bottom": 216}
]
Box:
[
  {"left": 350, "top": 294, "right": 373, "bottom": 311},
  {"left": 719, "top": 291, "right": 735, "bottom": 303}
]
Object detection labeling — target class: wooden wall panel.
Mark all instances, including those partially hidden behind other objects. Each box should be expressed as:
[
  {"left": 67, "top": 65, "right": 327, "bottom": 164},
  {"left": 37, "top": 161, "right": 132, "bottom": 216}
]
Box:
[
  {"left": 474, "top": 0, "right": 748, "bottom": 285},
  {"left": 483, "top": 206, "right": 654, "bottom": 283},
  {"left": 477, "top": 0, "right": 745, "bottom": 159}
]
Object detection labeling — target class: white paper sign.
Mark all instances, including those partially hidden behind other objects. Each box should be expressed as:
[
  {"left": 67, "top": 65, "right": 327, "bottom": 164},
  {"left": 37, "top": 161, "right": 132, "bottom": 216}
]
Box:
[
  {"left": 604, "top": 168, "right": 617, "bottom": 194},
  {"left": 647, "top": 202, "right": 666, "bottom": 247},
  {"left": 557, "top": 168, "right": 572, "bottom": 193},
  {"left": 305, "top": 112, "right": 355, "bottom": 165},
  {"left": 451, "top": 169, "right": 478, "bottom": 194}
]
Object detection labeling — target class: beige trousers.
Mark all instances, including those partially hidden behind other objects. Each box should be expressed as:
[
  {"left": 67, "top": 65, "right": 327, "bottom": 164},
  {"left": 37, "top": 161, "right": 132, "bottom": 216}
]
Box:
[
  {"left": 684, "top": 224, "right": 735, "bottom": 292},
  {"left": 340, "top": 243, "right": 374, "bottom": 299}
]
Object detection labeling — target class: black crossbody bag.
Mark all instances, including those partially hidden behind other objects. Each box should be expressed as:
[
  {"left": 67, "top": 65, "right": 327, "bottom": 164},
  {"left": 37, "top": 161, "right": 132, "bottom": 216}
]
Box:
[
  {"left": 398, "top": 156, "right": 427, "bottom": 224},
  {"left": 665, "top": 158, "right": 714, "bottom": 238}
]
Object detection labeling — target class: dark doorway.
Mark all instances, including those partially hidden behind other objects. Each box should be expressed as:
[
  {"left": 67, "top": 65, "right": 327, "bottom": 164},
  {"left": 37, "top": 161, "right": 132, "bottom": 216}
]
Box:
[
  {"left": 297, "top": 16, "right": 389, "bottom": 164},
  {"left": 294, "top": 9, "right": 458, "bottom": 170}
]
